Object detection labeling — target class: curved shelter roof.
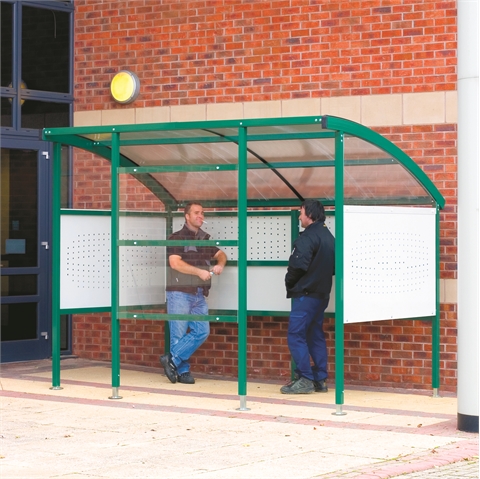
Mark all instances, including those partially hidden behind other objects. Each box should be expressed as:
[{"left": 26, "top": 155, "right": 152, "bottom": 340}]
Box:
[
  {"left": 43, "top": 115, "right": 445, "bottom": 210},
  {"left": 44, "top": 115, "right": 446, "bottom": 409}
]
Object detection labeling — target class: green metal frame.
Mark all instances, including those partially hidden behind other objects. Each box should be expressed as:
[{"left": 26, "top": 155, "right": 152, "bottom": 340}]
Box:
[{"left": 45, "top": 115, "right": 445, "bottom": 411}]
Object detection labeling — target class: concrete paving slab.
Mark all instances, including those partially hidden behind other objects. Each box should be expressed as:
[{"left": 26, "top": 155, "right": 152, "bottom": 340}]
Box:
[{"left": 0, "top": 358, "right": 477, "bottom": 479}]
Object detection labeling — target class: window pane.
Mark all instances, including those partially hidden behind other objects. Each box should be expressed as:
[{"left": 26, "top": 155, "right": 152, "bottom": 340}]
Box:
[
  {"left": 1, "top": 275, "right": 37, "bottom": 296},
  {"left": 61, "top": 145, "right": 70, "bottom": 208},
  {"left": 61, "top": 314, "right": 69, "bottom": 350},
  {"left": 0, "top": 97, "right": 12, "bottom": 127},
  {"left": 0, "top": 2, "right": 13, "bottom": 88},
  {"left": 22, "top": 6, "right": 70, "bottom": 93},
  {"left": 21, "top": 100, "right": 69, "bottom": 129},
  {"left": 0, "top": 148, "right": 38, "bottom": 268},
  {"left": 1, "top": 303, "right": 37, "bottom": 341}
]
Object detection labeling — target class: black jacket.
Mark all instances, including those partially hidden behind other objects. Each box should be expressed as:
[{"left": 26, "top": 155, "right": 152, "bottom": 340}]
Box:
[{"left": 285, "top": 221, "right": 335, "bottom": 299}]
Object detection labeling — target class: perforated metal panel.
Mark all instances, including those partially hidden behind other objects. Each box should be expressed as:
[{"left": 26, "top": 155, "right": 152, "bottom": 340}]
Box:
[
  {"left": 248, "top": 216, "right": 291, "bottom": 260},
  {"left": 344, "top": 206, "right": 436, "bottom": 323},
  {"left": 60, "top": 208, "right": 436, "bottom": 320},
  {"left": 119, "top": 216, "right": 166, "bottom": 307},
  {"left": 172, "top": 213, "right": 292, "bottom": 311},
  {"left": 61, "top": 214, "right": 166, "bottom": 309},
  {"left": 61, "top": 215, "right": 110, "bottom": 309},
  {"left": 173, "top": 214, "right": 291, "bottom": 261}
]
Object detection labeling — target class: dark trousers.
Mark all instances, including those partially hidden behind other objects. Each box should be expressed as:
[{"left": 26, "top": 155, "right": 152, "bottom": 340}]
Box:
[{"left": 287, "top": 295, "right": 329, "bottom": 381}]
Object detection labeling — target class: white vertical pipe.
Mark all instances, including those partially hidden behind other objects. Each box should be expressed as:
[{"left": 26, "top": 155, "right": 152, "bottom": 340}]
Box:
[{"left": 457, "top": 0, "right": 479, "bottom": 432}]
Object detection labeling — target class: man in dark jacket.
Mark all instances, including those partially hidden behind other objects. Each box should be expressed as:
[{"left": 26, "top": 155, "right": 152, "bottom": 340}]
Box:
[{"left": 281, "top": 199, "right": 335, "bottom": 394}]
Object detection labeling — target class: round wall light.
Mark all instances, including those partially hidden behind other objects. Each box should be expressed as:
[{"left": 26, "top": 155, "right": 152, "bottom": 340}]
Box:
[{"left": 110, "top": 70, "right": 140, "bottom": 104}]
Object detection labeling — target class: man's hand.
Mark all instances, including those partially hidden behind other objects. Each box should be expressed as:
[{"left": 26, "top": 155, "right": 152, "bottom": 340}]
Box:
[
  {"left": 211, "top": 250, "right": 227, "bottom": 276},
  {"left": 210, "top": 264, "right": 224, "bottom": 276},
  {"left": 198, "top": 269, "right": 212, "bottom": 281}
]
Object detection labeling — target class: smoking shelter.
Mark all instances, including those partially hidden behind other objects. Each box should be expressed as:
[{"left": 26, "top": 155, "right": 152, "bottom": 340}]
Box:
[{"left": 43, "top": 115, "right": 445, "bottom": 414}]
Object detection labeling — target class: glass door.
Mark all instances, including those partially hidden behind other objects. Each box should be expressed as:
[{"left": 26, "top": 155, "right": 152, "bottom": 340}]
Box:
[{"left": 1, "top": 140, "right": 51, "bottom": 361}]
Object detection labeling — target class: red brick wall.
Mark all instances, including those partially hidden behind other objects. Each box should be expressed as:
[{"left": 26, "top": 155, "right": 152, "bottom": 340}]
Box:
[
  {"left": 74, "top": 0, "right": 456, "bottom": 108},
  {"left": 378, "top": 124, "right": 458, "bottom": 277},
  {"left": 71, "top": 1, "right": 458, "bottom": 393},
  {"left": 73, "top": 311, "right": 456, "bottom": 391}
]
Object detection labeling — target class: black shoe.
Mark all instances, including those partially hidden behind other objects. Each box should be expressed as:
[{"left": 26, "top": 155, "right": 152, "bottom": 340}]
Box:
[
  {"left": 280, "top": 377, "right": 314, "bottom": 394},
  {"left": 160, "top": 353, "right": 177, "bottom": 384},
  {"left": 313, "top": 379, "right": 328, "bottom": 393},
  {"left": 178, "top": 372, "right": 195, "bottom": 384}
]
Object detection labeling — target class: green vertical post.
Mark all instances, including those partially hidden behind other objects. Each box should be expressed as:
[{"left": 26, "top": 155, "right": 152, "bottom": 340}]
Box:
[
  {"left": 333, "top": 131, "right": 346, "bottom": 415},
  {"left": 164, "top": 208, "right": 173, "bottom": 352},
  {"left": 51, "top": 142, "right": 62, "bottom": 390},
  {"left": 289, "top": 209, "right": 299, "bottom": 378},
  {"left": 109, "top": 131, "right": 122, "bottom": 399},
  {"left": 237, "top": 125, "right": 249, "bottom": 410},
  {"left": 432, "top": 205, "right": 441, "bottom": 396}
]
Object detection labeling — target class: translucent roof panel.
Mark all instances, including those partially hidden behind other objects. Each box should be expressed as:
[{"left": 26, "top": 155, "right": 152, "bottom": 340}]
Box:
[
  {"left": 120, "top": 142, "right": 239, "bottom": 166},
  {"left": 344, "top": 164, "right": 428, "bottom": 202},
  {"left": 246, "top": 138, "right": 335, "bottom": 163},
  {"left": 43, "top": 116, "right": 444, "bottom": 208},
  {"left": 247, "top": 167, "right": 335, "bottom": 201},
  {"left": 342, "top": 136, "right": 430, "bottom": 203},
  {"left": 150, "top": 171, "right": 238, "bottom": 203},
  {"left": 115, "top": 133, "right": 430, "bottom": 204}
]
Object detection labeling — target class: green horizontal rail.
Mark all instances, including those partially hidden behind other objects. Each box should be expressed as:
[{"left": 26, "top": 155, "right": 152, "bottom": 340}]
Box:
[
  {"left": 121, "top": 313, "right": 238, "bottom": 322},
  {"left": 43, "top": 116, "right": 327, "bottom": 138},
  {"left": 74, "top": 131, "right": 338, "bottom": 148},
  {"left": 60, "top": 307, "right": 111, "bottom": 314},
  {"left": 118, "top": 239, "right": 238, "bottom": 247},
  {"left": 119, "top": 164, "right": 238, "bottom": 174},
  {"left": 60, "top": 308, "right": 434, "bottom": 322},
  {"left": 61, "top": 209, "right": 111, "bottom": 215},
  {"left": 118, "top": 157, "right": 398, "bottom": 175}
]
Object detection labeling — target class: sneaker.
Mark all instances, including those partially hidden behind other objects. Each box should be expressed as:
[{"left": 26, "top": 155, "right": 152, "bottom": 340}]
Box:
[
  {"left": 160, "top": 353, "right": 177, "bottom": 384},
  {"left": 280, "top": 376, "right": 314, "bottom": 394},
  {"left": 178, "top": 372, "right": 195, "bottom": 384},
  {"left": 313, "top": 379, "right": 328, "bottom": 393}
]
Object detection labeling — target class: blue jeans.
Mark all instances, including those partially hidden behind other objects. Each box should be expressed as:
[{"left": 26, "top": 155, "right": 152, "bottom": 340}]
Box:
[
  {"left": 288, "top": 295, "right": 329, "bottom": 381},
  {"left": 166, "top": 289, "right": 210, "bottom": 375}
]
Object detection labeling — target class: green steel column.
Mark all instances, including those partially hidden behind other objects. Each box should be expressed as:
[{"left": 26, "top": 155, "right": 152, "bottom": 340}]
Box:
[
  {"left": 237, "top": 125, "right": 248, "bottom": 410},
  {"left": 432, "top": 205, "right": 441, "bottom": 396},
  {"left": 333, "top": 131, "right": 346, "bottom": 415},
  {"left": 164, "top": 208, "right": 173, "bottom": 352},
  {"left": 51, "top": 142, "right": 62, "bottom": 390},
  {"left": 289, "top": 209, "right": 299, "bottom": 378},
  {"left": 110, "top": 131, "right": 122, "bottom": 399}
]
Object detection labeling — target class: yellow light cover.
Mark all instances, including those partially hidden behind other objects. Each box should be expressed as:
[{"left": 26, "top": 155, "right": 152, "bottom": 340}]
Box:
[{"left": 110, "top": 71, "right": 140, "bottom": 104}]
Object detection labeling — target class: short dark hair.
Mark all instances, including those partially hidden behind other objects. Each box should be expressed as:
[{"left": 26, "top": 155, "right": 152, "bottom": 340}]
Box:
[
  {"left": 184, "top": 202, "right": 203, "bottom": 215},
  {"left": 302, "top": 199, "right": 325, "bottom": 223}
]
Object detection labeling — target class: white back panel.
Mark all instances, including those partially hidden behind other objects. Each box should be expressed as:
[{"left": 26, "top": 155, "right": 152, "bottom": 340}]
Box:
[
  {"left": 61, "top": 214, "right": 166, "bottom": 309},
  {"left": 173, "top": 214, "right": 291, "bottom": 261},
  {"left": 61, "top": 215, "right": 110, "bottom": 309},
  {"left": 60, "top": 208, "right": 436, "bottom": 320},
  {"left": 119, "top": 216, "right": 167, "bottom": 307},
  {"left": 343, "top": 206, "right": 436, "bottom": 323},
  {"left": 173, "top": 213, "right": 292, "bottom": 312},
  {"left": 206, "top": 266, "right": 291, "bottom": 311}
]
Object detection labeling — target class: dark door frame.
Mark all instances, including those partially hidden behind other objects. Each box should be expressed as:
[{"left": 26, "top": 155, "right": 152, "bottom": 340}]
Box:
[{"left": 1, "top": 137, "right": 52, "bottom": 362}]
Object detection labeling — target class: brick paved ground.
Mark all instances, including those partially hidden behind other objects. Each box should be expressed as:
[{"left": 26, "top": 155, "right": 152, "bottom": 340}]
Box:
[
  {"left": 1, "top": 359, "right": 477, "bottom": 479},
  {"left": 396, "top": 458, "right": 478, "bottom": 478}
]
